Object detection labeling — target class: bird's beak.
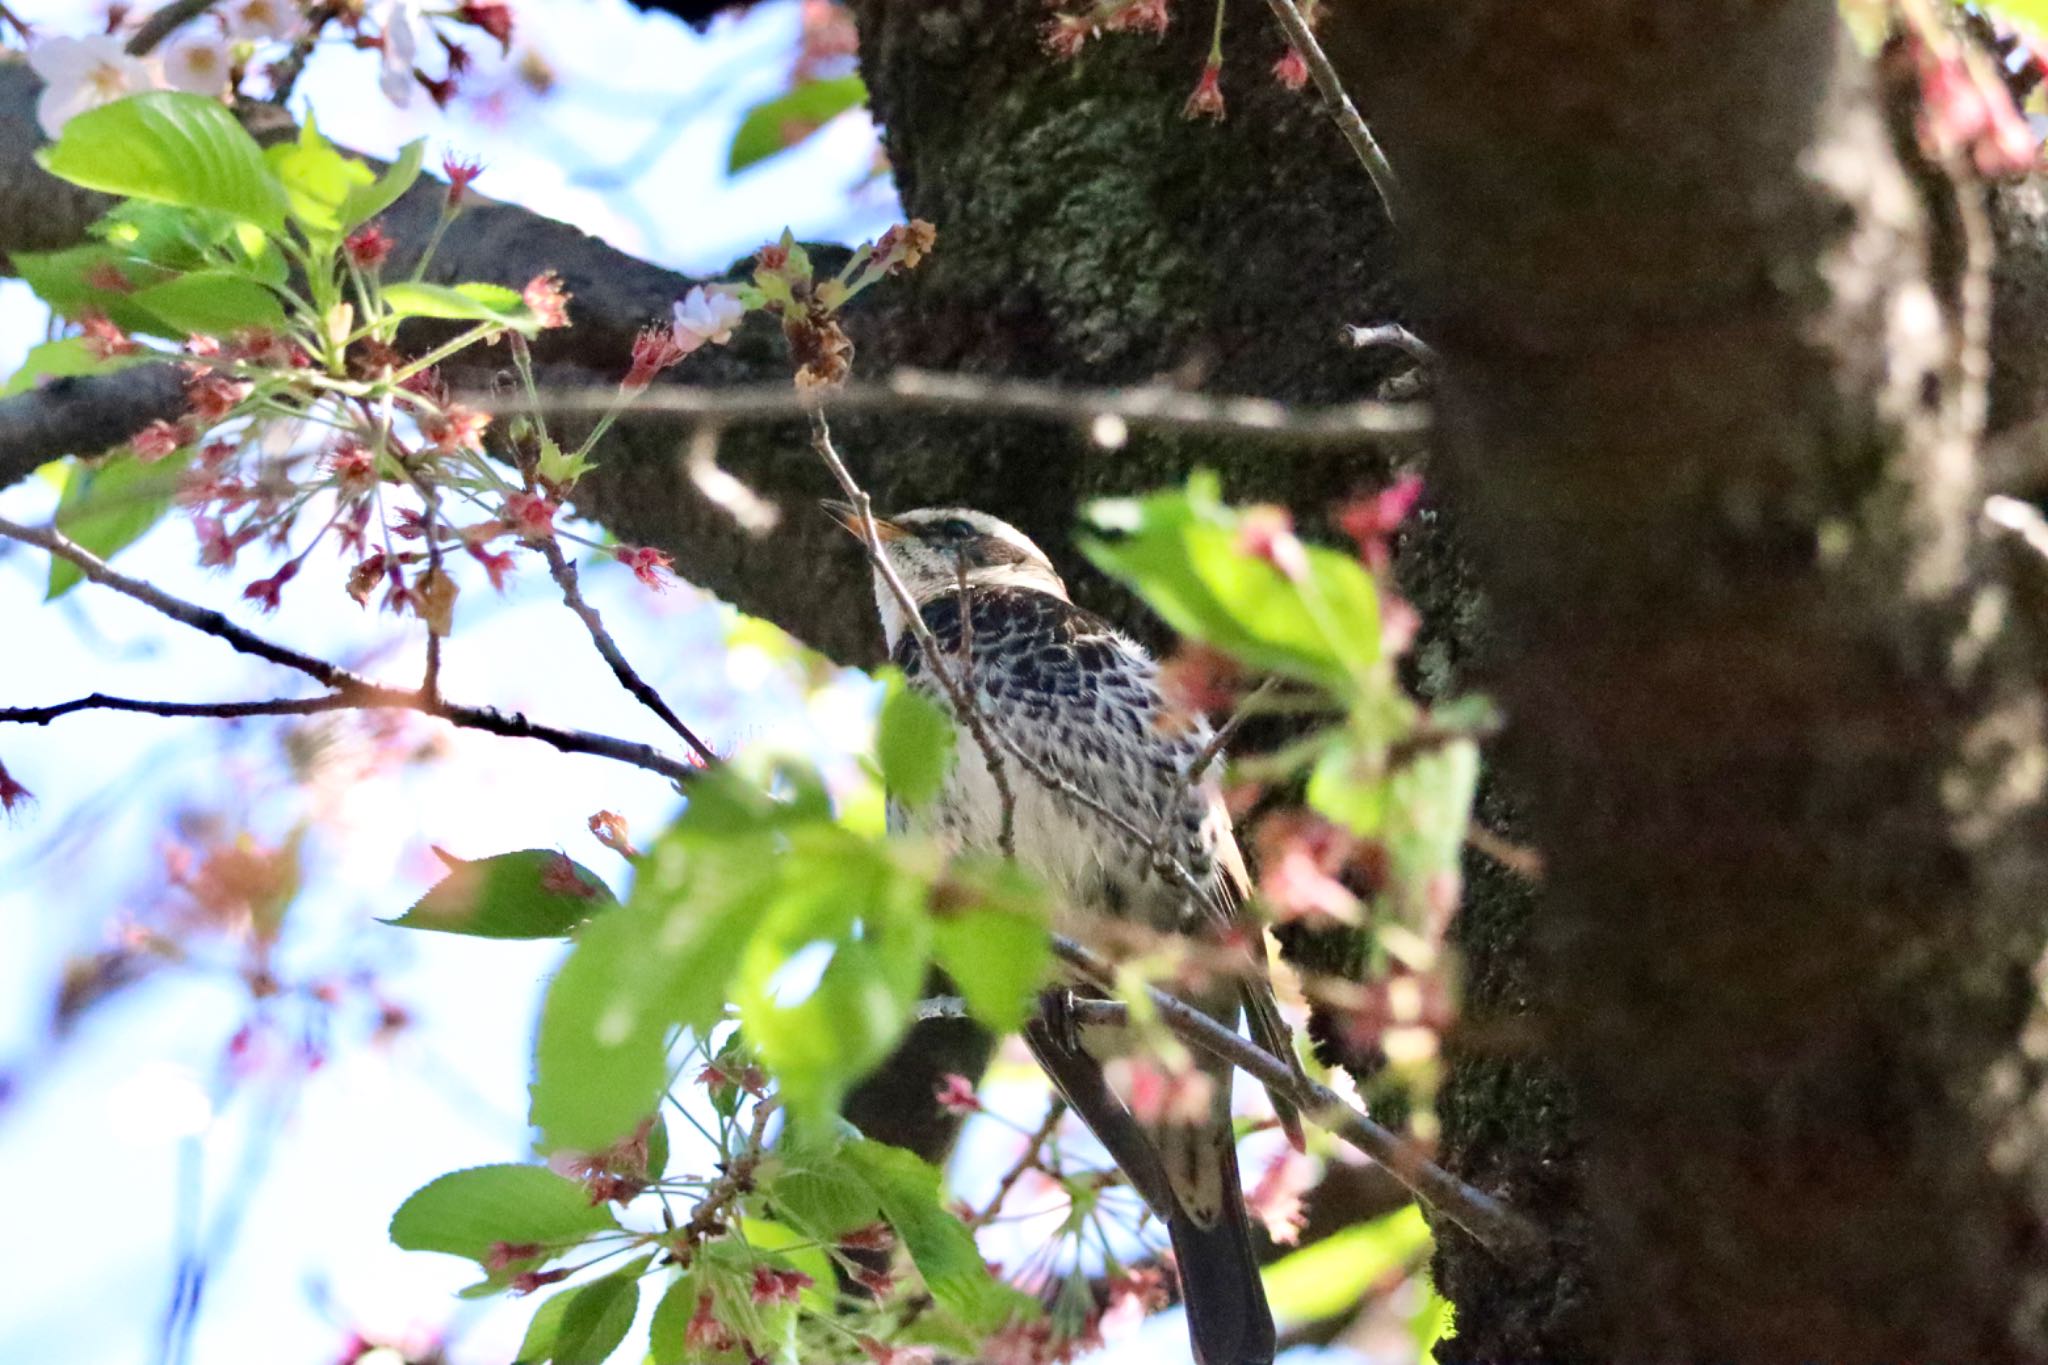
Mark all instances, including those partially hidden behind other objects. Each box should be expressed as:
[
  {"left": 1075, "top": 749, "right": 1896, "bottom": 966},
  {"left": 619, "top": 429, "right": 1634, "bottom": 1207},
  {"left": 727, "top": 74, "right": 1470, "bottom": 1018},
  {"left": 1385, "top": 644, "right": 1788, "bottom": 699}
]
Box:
[{"left": 820, "top": 499, "right": 905, "bottom": 542}]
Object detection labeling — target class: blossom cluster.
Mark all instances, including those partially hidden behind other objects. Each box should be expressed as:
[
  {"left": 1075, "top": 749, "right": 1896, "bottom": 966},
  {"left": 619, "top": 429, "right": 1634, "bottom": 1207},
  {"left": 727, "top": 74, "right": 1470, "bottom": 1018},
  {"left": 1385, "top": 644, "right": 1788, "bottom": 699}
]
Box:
[
  {"left": 25, "top": 0, "right": 519, "bottom": 136},
  {"left": 1036, "top": 0, "right": 1322, "bottom": 119}
]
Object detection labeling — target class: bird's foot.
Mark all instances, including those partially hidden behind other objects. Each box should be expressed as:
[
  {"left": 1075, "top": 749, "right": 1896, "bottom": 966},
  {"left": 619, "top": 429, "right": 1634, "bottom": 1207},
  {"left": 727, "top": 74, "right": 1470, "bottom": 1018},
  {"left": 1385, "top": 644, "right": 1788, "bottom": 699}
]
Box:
[{"left": 1036, "top": 986, "right": 1085, "bottom": 1055}]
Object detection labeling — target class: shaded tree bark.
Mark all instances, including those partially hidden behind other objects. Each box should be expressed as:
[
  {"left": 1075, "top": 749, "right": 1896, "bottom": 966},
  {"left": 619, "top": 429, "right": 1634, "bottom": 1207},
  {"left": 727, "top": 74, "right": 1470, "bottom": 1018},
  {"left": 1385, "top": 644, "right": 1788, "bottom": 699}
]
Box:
[{"left": 1326, "top": 2, "right": 2048, "bottom": 1357}]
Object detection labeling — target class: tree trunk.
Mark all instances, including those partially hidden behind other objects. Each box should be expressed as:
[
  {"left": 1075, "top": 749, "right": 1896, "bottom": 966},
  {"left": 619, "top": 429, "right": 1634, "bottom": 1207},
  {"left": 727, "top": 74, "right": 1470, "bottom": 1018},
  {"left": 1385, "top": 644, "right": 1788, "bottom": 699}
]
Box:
[{"left": 1326, "top": 2, "right": 2048, "bottom": 1356}]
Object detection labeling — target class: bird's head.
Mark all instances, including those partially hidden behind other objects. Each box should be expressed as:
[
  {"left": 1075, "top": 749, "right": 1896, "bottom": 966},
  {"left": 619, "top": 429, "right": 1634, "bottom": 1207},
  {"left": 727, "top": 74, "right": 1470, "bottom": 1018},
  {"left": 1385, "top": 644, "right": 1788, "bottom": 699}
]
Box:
[{"left": 823, "top": 502, "right": 1068, "bottom": 651}]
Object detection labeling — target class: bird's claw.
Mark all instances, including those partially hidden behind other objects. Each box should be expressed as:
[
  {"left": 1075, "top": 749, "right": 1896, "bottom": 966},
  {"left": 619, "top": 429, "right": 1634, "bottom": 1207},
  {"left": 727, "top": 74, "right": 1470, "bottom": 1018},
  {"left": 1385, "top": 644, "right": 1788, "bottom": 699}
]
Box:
[{"left": 1037, "top": 986, "right": 1084, "bottom": 1055}]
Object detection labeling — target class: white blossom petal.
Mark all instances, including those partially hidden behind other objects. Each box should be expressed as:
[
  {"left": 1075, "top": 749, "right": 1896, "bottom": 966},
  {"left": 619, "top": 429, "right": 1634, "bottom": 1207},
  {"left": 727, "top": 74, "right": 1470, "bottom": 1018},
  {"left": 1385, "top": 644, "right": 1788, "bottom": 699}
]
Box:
[{"left": 27, "top": 35, "right": 163, "bottom": 137}]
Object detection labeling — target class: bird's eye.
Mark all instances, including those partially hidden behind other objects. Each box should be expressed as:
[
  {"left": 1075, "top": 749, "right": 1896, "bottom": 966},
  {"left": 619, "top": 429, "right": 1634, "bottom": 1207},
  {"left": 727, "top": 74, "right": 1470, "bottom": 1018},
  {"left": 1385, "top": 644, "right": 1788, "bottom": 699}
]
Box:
[{"left": 937, "top": 518, "right": 976, "bottom": 540}]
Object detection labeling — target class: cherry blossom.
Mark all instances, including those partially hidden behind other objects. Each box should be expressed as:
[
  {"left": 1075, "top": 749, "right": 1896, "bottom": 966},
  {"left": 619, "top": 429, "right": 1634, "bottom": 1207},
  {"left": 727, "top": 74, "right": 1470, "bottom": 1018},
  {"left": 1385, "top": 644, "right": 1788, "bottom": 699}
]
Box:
[
  {"left": 29, "top": 34, "right": 164, "bottom": 138},
  {"left": 671, "top": 284, "right": 746, "bottom": 353},
  {"left": 373, "top": 0, "right": 431, "bottom": 105},
  {"left": 161, "top": 35, "right": 231, "bottom": 94},
  {"left": 226, "top": 0, "right": 302, "bottom": 43},
  {"left": 1183, "top": 57, "right": 1225, "bottom": 120}
]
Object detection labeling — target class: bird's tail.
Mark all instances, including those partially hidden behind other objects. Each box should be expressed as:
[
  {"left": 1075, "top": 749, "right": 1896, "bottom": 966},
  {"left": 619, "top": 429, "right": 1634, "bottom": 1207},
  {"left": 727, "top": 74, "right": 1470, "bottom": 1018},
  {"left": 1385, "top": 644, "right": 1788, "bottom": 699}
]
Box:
[{"left": 1166, "top": 1145, "right": 1275, "bottom": 1365}]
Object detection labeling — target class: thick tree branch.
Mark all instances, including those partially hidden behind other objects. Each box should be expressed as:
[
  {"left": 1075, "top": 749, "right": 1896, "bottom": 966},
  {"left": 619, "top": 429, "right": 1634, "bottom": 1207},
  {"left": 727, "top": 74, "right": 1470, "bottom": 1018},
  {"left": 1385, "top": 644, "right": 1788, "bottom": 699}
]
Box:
[
  {"left": 0, "top": 514, "right": 707, "bottom": 784},
  {"left": 0, "top": 364, "right": 189, "bottom": 493}
]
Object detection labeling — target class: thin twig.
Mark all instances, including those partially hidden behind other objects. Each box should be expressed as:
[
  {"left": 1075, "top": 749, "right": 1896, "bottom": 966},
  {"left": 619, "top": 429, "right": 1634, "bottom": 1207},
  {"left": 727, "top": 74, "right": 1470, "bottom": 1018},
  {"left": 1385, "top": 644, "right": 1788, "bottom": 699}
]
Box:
[
  {"left": 1262, "top": 0, "right": 1403, "bottom": 222},
  {"left": 462, "top": 370, "right": 1428, "bottom": 445},
  {"left": 0, "top": 517, "right": 705, "bottom": 785},
  {"left": 126, "top": 0, "right": 218, "bottom": 55},
  {"left": 674, "top": 1096, "right": 779, "bottom": 1251},
  {"left": 1343, "top": 322, "right": 1437, "bottom": 368},
  {"left": 1465, "top": 824, "right": 1545, "bottom": 881},
  {"left": 0, "top": 693, "right": 355, "bottom": 725},
  {"left": 536, "top": 537, "right": 720, "bottom": 766},
  {"left": 971, "top": 1097, "right": 1069, "bottom": 1228},
  {"left": 810, "top": 408, "right": 1021, "bottom": 857},
  {"left": 265, "top": 3, "right": 336, "bottom": 104},
  {"left": 1048, "top": 934, "right": 1543, "bottom": 1261},
  {"left": 0, "top": 685, "right": 705, "bottom": 785},
  {"left": 686, "top": 425, "right": 780, "bottom": 533},
  {"left": 0, "top": 515, "right": 352, "bottom": 688}
]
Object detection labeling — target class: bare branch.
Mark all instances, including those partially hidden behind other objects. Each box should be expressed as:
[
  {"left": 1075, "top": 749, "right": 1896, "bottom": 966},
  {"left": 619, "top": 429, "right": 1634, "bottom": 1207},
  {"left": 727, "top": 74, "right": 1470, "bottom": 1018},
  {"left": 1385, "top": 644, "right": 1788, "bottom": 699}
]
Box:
[
  {"left": 1261, "top": 0, "right": 1402, "bottom": 222},
  {"left": 126, "top": 0, "right": 219, "bottom": 54},
  {"left": 0, "top": 692, "right": 356, "bottom": 725},
  {"left": 536, "top": 536, "right": 720, "bottom": 766},
  {"left": 1048, "top": 933, "right": 1545, "bottom": 1261},
  {"left": 0, "top": 513, "right": 357, "bottom": 688},
  {"left": 0, "top": 365, "right": 189, "bottom": 494},
  {"left": 475, "top": 370, "right": 1428, "bottom": 445},
  {"left": 810, "top": 407, "right": 1021, "bottom": 857},
  {"left": 0, "top": 515, "right": 707, "bottom": 785}
]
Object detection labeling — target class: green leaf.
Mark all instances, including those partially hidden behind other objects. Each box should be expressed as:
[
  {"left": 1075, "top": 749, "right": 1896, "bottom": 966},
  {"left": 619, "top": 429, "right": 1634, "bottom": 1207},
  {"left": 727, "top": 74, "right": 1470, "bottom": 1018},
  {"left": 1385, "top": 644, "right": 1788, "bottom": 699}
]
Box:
[
  {"left": 1, "top": 338, "right": 153, "bottom": 398},
  {"left": 646, "top": 1274, "right": 696, "bottom": 1364},
  {"left": 384, "top": 848, "right": 620, "bottom": 939},
  {"left": 1305, "top": 736, "right": 1388, "bottom": 837},
  {"left": 728, "top": 76, "right": 869, "bottom": 174},
  {"left": 381, "top": 280, "right": 539, "bottom": 332},
  {"left": 265, "top": 117, "right": 375, "bottom": 237},
  {"left": 37, "top": 92, "right": 287, "bottom": 233},
  {"left": 389, "top": 1164, "right": 618, "bottom": 1266},
  {"left": 515, "top": 1289, "right": 575, "bottom": 1364},
  {"left": 930, "top": 859, "right": 1049, "bottom": 1032},
  {"left": 842, "top": 1138, "right": 1033, "bottom": 1331},
  {"left": 552, "top": 1258, "right": 648, "bottom": 1365},
  {"left": 763, "top": 1160, "right": 881, "bottom": 1240},
  {"left": 47, "top": 450, "right": 190, "bottom": 599},
  {"left": 530, "top": 901, "right": 685, "bottom": 1153},
  {"left": 1383, "top": 739, "right": 1480, "bottom": 900},
  {"left": 13, "top": 243, "right": 173, "bottom": 333},
  {"left": 342, "top": 137, "right": 426, "bottom": 230},
  {"left": 130, "top": 270, "right": 287, "bottom": 336},
  {"left": 1262, "top": 1205, "right": 1431, "bottom": 1328},
  {"left": 730, "top": 830, "right": 932, "bottom": 1123},
  {"left": 1081, "top": 474, "right": 1383, "bottom": 693},
  {"left": 530, "top": 793, "right": 779, "bottom": 1150},
  {"left": 875, "top": 670, "right": 956, "bottom": 807}
]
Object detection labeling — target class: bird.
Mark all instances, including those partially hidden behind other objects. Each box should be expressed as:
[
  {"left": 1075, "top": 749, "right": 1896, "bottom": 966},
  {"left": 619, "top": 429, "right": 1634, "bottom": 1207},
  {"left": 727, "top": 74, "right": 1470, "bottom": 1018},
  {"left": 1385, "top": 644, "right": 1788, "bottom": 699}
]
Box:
[{"left": 826, "top": 500, "right": 1302, "bottom": 1365}]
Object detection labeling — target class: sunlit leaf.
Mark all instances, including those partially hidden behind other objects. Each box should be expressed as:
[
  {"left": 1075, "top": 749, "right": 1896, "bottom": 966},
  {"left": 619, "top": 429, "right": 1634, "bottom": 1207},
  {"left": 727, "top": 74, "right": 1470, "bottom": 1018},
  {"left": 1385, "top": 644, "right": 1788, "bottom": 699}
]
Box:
[
  {"left": 265, "top": 117, "right": 375, "bottom": 238},
  {"left": 12, "top": 243, "right": 173, "bottom": 333},
  {"left": 930, "top": 859, "right": 1049, "bottom": 1032},
  {"left": 342, "top": 137, "right": 426, "bottom": 230},
  {"left": 875, "top": 669, "right": 955, "bottom": 807},
  {"left": 728, "top": 76, "right": 868, "bottom": 174},
  {"left": 515, "top": 1289, "right": 574, "bottom": 1364},
  {"left": 842, "top": 1138, "right": 1036, "bottom": 1331},
  {"left": 1081, "top": 473, "right": 1382, "bottom": 693},
  {"left": 551, "top": 1257, "right": 649, "bottom": 1365},
  {"left": 382, "top": 280, "right": 538, "bottom": 332},
  {"left": 730, "top": 830, "right": 933, "bottom": 1122},
  {"left": 47, "top": 450, "right": 190, "bottom": 599},
  {"left": 1262, "top": 1205, "right": 1431, "bottom": 1328},
  {"left": 764, "top": 1159, "right": 882, "bottom": 1240},
  {"left": 389, "top": 1164, "right": 618, "bottom": 1266},
  {"left": 384, "top": 848, "right": 619, "bottom": 939},
  {"left": 130, "top": 270, "right": 287, "bottom": 336},
  {"left": 37, "top": 92, "right": 287, "bottom": 232}
]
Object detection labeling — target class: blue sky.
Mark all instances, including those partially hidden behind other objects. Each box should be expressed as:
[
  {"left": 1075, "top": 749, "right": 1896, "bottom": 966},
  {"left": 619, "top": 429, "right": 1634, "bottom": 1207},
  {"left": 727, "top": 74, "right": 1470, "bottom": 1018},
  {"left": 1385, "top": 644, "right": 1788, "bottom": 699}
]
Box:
[{"left": 0, "top": 3, "right": 1394, "bottom": 1361}]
